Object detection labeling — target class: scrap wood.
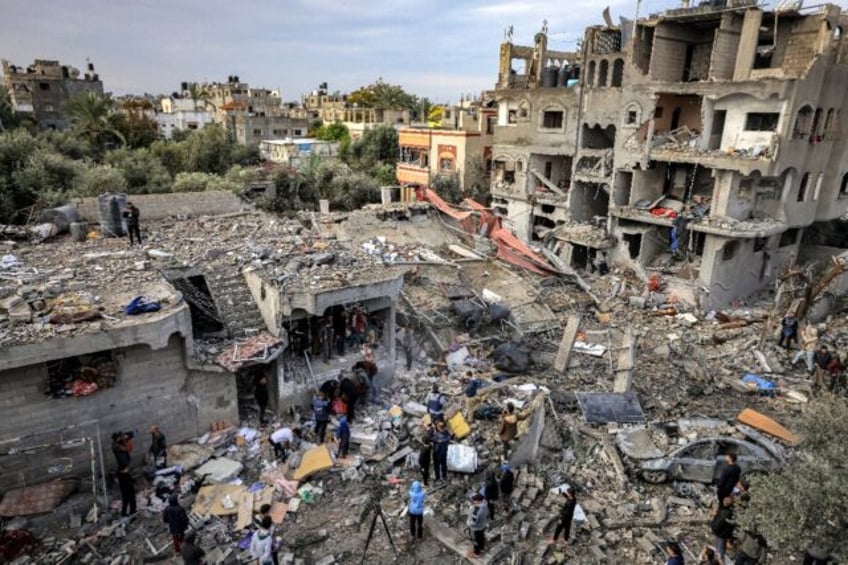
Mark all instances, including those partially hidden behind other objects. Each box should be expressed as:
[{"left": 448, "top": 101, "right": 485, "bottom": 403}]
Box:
[
  {"left": 234, "top": 490, "right": 254, "bottom": 530},
  {"left": 292, "top": 444, "right": 333, "bottom": 481},
  {"left": 737, "top": 408, "right": 798, "bottom": 445},
  {"left": 269, "top": 501, "right": 287, "bottom": 524}
]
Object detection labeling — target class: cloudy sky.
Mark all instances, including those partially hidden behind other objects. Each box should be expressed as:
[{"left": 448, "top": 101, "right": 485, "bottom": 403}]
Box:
[{"left": 1, "top": 0, "right": 679, "bottom": 103}]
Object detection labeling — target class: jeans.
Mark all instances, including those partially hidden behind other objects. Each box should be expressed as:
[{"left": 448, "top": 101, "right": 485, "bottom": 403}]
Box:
[
  {"left": 409, "top": 513, "right": 423, "bottom": 539},
  {"left": 472, "top": 529, "right": 486, "bottom": 554},
  {"left": 433, "top": 444, "right": 448, "bottom": 481},
  {"left": 404, "top": 346, "right": 413, "bottom": 370},
  {"left": 714, "top": 536, "right": 728, "bottom": 558},
  {"left": 315, "top": 419, "right": 328, "bottom": 444},
  {"left": 553, "top": 518, "right": 572, "bottom": 542},
  {"left": 792, "top": 350, "right": 815, "bottom": 373},
  {"left": 127, "top": 223, "right": 141, "bottom": 246}
]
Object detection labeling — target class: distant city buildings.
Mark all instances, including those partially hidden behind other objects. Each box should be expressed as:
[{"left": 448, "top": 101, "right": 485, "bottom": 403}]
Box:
[
  {"left": 302, "top": 83, "right": 410, "bottom": 139},
  {"left": 2, "top": 59, "right": 104, "bottom": 130}
]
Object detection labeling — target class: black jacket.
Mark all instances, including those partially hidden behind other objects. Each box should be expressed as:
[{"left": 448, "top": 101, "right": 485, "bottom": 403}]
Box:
[
  {"left": 710, "top": 505, "right": 735, "bottom": 540},
  {"left": 163, "top": 502, "right": 190, "bottom": 535},
  {"left": 560, "top": 498, "right": 577, "bottom": 524},
  {"left": 150, "top": 432, "right": 167, "bottom": 458},
  {"left": 499, "top": 470, "right": 515, "bottom": 495},
  {"left": 419, "top": 444, "right": 431, "bottom": 467},
  {"left": 181, "top": 541, "right": 206, "bottom": 565},
  {"left": 716, "top": 463, "right": 741, "bottom": 497}
]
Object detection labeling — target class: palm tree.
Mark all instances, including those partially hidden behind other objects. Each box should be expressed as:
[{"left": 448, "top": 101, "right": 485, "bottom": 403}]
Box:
[
  {"left": 65, "top": 92, "right": 125, "bottom": 147},
  {"left": 187, "top": 82, "right": 212, "bottom": 112}
]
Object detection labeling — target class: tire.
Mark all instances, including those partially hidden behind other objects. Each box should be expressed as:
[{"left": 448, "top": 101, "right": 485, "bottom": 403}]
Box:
[{"left": 641, "top": 470, "right": 669, "bottom": 484}]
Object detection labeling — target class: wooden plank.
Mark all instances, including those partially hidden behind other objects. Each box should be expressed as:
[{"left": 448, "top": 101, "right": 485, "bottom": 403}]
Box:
[
  {"left": 613, "top": 328, "right": 636, "bottom": 393},
  {"left": 737, "top": 408, "right": 798, "bottom": 445},
  {"left": 554, "top": 316, "right": 582, "bottom": 373}
]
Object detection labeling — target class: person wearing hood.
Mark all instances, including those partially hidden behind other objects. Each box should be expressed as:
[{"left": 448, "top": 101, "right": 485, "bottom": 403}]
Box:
[
  {"left": 466, "top": 493, "right": 489, "bottom": 558},
  {"left": 498, "top": 403, "right": 527, "bottom": 459},
  {"left": 407, "top": 480, "right": 426, "bottom": 541},
  {"left": 250, "top": 515, "right": 274, "bottom": 565},
  {"left": 162, "top": 494, "right": 190, "bottom": 554},
  {"left": 335, "top": 415, "right": 351, "bottom": 459}
]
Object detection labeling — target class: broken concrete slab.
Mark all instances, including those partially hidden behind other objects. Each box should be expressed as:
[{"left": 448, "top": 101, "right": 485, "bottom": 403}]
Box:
[
  {"left": 615, "top": 427, "right": 663, "bottom": 460},
  {"left": 554, "top": 315, "right": 581, "bottom": 373},
  {"left": 193, "top": 457, "right": 243, "bottom": 484},
  {"left": 575, "top": 392, "right": 645, "bottom": 424}
]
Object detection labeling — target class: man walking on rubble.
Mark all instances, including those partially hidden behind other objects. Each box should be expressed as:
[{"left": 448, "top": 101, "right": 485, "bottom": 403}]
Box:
[
  {"left": 163, "top": 494, "right": 190, "bottom": 555},
  {"left": 148, "top": 425, "right": 167, "bottom": 468},
  {"left": 407, "top": 480, "right": 426, "bottom": 542},
  {"left": 466, "top": 493, "right": 489, "bottom": 558},
  {"left": 426, "top": 384, "right": 447, "bottom": 422},
  {"left": 710, "top": 496, "right": 736, "bottom": 560},
  {"left": 464, "top": 371, "right": 481, "bottom": 422},
  {"left": 430, "top": 419, "right": 452, "bottom": 483},
  {"left": 312, "top": 391, "right": 330, "bottom": 444},
  {"left": 498, "top": 402, "right": 527, "bottom": 460},
  {"left": 792, "top": 324, "right": 818, "bottom": 373},
  {"left": 123, "top": 201, "right": 141, "bottom": 246},
  {"left": 547, "top": 487, "right": 577, "bottom": 548},
  {"left": 716, "top": 452, "right": 741, "bottom": 502},
  {"left": 813, "top": 344, "right": 833, "bottom": 393}
]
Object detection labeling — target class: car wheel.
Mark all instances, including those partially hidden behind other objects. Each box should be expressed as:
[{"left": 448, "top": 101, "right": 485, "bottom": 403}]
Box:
[{"left": 641, "top": 470, "right": 668, "bottom": 484}]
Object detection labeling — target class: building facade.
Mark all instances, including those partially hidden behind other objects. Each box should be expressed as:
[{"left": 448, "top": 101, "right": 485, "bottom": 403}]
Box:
[
  {"left": 2, "top": 59, "right": 104, "bottom": 130},
  {"left": 490, "top": 3, "right": 848, "bottom": 308},
  {"left": 156, "top": 96, "right": 214, "bottom": 139}
]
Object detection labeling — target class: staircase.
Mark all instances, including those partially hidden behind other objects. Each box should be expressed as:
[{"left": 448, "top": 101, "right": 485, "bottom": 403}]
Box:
[{"left": 206, "top": 267, "right": 268, "bottom": 338}]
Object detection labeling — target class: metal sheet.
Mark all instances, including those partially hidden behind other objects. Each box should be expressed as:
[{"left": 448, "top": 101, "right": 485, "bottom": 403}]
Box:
[{"left": 575, "top": 392, "right": 645, "bottom": 424}]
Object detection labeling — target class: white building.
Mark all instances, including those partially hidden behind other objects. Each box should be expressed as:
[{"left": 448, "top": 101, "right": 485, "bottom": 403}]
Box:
[
  {"left": 156, "top": 97, "right": 214, "bottom": 139},
  {"left": 260, "top": 138, "right": 339, "bottom": 166}
]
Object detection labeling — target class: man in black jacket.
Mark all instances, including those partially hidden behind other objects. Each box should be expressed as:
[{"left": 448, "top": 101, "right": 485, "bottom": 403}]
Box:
[
  {"left": 117, "top": 463, "right": 136, "bottom": 517},
  {"left": 710, "top": 496, "right": 736, "bottom": 559},
  {"left": 547, "top": 487, "right": 577, "bottom": 548},
  {"left": 149, "top": 425, "right": 167, "bottom": 468},
  {"left": 181, "top": 531, "right": 206, "bottom": 565},
  {"left": 716, "top": 452, "right": 741, "bottom": 502},
  {"left": 124, "top": 202, "right": 141, "bottom": 246},
  {"left": 163, "top": 494, "right": 190, "bottom": 554}
]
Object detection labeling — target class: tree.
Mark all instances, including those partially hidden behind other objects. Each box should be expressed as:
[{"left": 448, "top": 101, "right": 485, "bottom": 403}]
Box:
[
  {"left": 183, "top": 124, "right": 233, "bottom": 175},
  {"left": 347, "top": 79, "right": 416, "bottom": 110},
  {"left": 736, "top": 397, "right": 848, "bottom": 561},
  {"left": 186, "top": 83, "right": 211, "bottom": 111},
  {"left": 315, "top": 122, "right": 350, "bottom": 142},
  {"left": 412, "top": 97, "right": 432, "bottom": 123},
  {"left": 0, "top": 85, "right": 21, "bottom": 132},
  {"left": 65, "top": 92, "right": 125, "bottom": 150},
  {"left": 72, "top": 164, "right": 128, "bottom": 197},
  {"left": 105, "top": 147, "right": 171, "bottom": 193},
  {"left": 430, "top": 173, "right": 462, "bottom": 203},
  {"left": 110, "top": 112, "right": 160, "bottom": 149},
  {"left": 347, "top": 124, "right": 398, "bottom": 172}
]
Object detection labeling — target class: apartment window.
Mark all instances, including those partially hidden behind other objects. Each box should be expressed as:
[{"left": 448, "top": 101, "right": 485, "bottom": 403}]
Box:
[
  {"left": 745, "top": 113, "right": 779, "bottom": 132},
  {"left": 272, "top": 129, "right": 283, "bottom": 136},
  {"left": 39, "top": 82, "right": 50, "bottom": 91},
  {"left": 486, "top": 116, "right": 496, "bottom": 134},
  {"left": 253, "top": 129, "right": 263, "bottom": 136},
  {"left": 508, "top": 110, "right": 517, "bottom": 124},
  {"left": 797, "top": 172, "right": 810, "bottom": 202},
  {"left": 542, "top": 110, "right": 564, "bottom": 129},
  {"left": 294, "top": 129, "right": 303, "bottom": 136},
  {"left": 444, "top": 110, "right": 452, "bottom": 120},
  {"left": 722, "top": 241, "right": 740, "bottom": 261},
  {"left": 753, "top": 237, "right": 767, "bottom": 252},
  {"left": 47, "top": 350, "right": 118, "bottom": 398},
  {"left": 779, "top": 228, "right": 799, "bottom": 247},
  {"left": 626, "top": 110, "right": 637, "bottom": 125},
  {"left": 187, "top": 123, "right": 198, "bottom": 130},
  {"left": 840, "top": 173, "right": 848, "bottom": 198},
  {"left": 440, "top": 158, "right": 454, "bottom": 172}
]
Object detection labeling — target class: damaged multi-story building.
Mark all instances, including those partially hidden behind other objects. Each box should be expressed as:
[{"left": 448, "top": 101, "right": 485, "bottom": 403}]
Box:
[
  {"left": 1, "top": 59, "right": 104, "bottom": 131},
  {"left": 491, "top": 2, "right": 848, "bottom": 308}
]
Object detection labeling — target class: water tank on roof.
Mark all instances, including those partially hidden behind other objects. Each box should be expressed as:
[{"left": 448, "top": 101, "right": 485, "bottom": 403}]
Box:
[
  {"left": 97, "top": 193, "right": 128, "bottom": 237},
  {"left": 558, "top": 66, "right": 569, "bottom": 87},
  {"left": 542, "top": 66, "right": 559, "bottom": 88},
  {"left": 181, "top": 81, "right": 188, "bottom": 91}
]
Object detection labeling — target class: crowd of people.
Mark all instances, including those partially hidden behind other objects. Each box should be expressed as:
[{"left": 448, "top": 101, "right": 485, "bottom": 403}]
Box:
[{"left": 782, "top": 311, "right": 847, "bottom": 395}]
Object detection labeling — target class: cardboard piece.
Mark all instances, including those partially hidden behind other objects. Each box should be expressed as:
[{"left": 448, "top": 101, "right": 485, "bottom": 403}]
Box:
[
  {"left": 269, "top": 501, "right": 287, "bottom": 524},
  {"left": 192, "top": 485, "right": 275, "bottom": 517},
  {"left": 292, "top": 444, "right": 334, "bottom": 481},
  {"left": 736, "top": 408, "right": 798, "bottom": 445},
  {"left": 235, "top": 491, "right": 254, "bottom": 530}
]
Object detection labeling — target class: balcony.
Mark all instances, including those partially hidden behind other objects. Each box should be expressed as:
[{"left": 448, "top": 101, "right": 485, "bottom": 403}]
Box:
[
  {"left": 396, "top": 162, "right": 429, "bottom": 186},
  {"left": 610, "top": 206, "right": 785, "bottom": 238},
  {"left": 647, "top": 127, "right": 778, "bottom": 174}
]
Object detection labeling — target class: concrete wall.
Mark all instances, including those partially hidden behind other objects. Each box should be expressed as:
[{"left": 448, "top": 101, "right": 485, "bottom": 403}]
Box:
[
  {"left": 0, "top": 335, "right": 238, "bottom": 490},
  {"left": 714, "top": 93, "right": 785, "bottom": 152},
  {"left": 245, "top": 268, "right": 281, "bottom": 336},
  {"left": 72, "top": 191, "right": 248, "bottom": 223}
]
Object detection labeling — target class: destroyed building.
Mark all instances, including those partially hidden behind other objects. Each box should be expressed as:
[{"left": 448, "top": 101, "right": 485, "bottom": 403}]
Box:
[
  {"left": 1, "top": 59, "right": 105, "bottom": 131},
  {"left": 491, "top": 3, "right": 848, "bottom": 308}
]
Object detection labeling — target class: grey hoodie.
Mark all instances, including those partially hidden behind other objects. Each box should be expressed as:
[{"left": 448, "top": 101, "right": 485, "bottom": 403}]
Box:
[
  {"left": 250, "top": 527, "right": 274, "bottom": 563},
  {"left": 466, "top": 501, "right": 489, "bottom": 531}
]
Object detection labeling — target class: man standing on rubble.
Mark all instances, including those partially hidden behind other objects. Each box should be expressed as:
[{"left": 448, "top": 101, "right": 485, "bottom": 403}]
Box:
[
  {"left": 117, "top": 462, "right": 136, "bottom": 517},
  {"left": 778, "top": 311, "right": 799, "bottom": 350},
  {"left": 407, "top": 480, "right": 426, "bottom": 541},
  {"left": 426, "top": 384, "right": 447, "bottom": 422},
  {"left": 464, "top": 371, "right": 481, "bottom": 422},
  {"left": 498, "top": 403, "right": 527, "bottom": 460},
  {"left": 430, "top": 419, "right": 452, "bottom": 482},
  {"left": 123, "top": 201, "right": 141, "bottom": 246},
  {"left": 792, "top": 324, "right": 818, "bottom": 373},
  {"left": 335, "top": 415, "right": 351, "bottom": 459},
  {"left": 313, "top": 391, "right": 330, "bottom": 443},
  {"left": 498, "top": 463, "right": 515, "bottom": 513},
  {"left": 547, "top": 487, "right": 577, "bottom": 548},
  {"left": 716, "top": 452, "right": 741, "bottom": 502},
  {"left": 710, "top": 496, "right": 736, "bottom": 559},
  {"left": 148, "top": 425, "right": 167, "bottom": 468},
  {"left": 254, "top": 372, "right": 270, "bottom": 426},
  {"left": 813, "top": 344, "right": 833, "bottom": 393},
  {"left": 163, "top": 494, "right": 190, "bottom": 555},
  {"left": 466, "top": 493, "right": 489, "bottom": 558}
]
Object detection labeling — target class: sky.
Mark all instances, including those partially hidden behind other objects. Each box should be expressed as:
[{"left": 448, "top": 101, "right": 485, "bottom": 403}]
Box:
[{"left": 1, "top": 0, "right": 680, "bottom": 103}]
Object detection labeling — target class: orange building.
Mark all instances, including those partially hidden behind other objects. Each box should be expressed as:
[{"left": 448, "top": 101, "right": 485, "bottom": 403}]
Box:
[{"left": 396, "top": 106, "right": 495, "bottom": 195}]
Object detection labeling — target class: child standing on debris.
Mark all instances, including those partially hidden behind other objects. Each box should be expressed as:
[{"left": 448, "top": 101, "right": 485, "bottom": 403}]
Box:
[
  {"left": 250, "top": 515, "right": 275, "bottom": 565},
  {"left": 407, "top": 480, "right": 426, "bottom": 541},
  {"left": 335, "top": 415, "right": 351, "bottom": 459},
  {"left": 778, "top": 311, "right": 799, "bottom": 349},
  {"left": 466, "top": 493, "right": 489, "bottom": 558},
  {"left": 162, "top": 494, "right": 190, "bottom": 554},
  {"left": 313, "top": 391, "right": 330, "bottom": 443},
  {"left": 547, "top": 487, "right": 577, "bottom": 548},
  {"left": 791, "top": 324, "right": 818, "bottom": 373},
  {"left": 426, "top": 384, "right": 447, "bottom": 422},
  {"left": 430, "top": 420, "right": 452, "bottom": 482},
  {"left": 419, "top": 438, "right": 432, "bottom": 486},
  {"left": 464, "top": 371, "right": 481, "bottom": 422}
]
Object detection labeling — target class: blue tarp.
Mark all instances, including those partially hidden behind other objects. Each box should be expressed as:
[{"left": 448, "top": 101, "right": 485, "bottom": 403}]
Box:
[
  {"left": 742, "top": 373, "right": 777, "bottom": 396},
  {"left": 124, "top": 296, "right": 161, "bottom": 315}
]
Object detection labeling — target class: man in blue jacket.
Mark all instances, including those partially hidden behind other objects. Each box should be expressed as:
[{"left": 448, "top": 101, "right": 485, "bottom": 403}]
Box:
[
  {"left": 407, "top": 480, "right": 426, "bottom": 541},
  {"left": 335, "top": 415, "right": 351, "bottom": 459}
]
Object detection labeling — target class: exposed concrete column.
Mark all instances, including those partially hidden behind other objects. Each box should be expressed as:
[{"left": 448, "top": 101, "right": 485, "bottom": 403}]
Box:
[
  {"left": 381, "top": 187, "right": 393, "bottom": 206},
  {"left": 385, "top": 303, "right": 397, "bottom": 363},
  {"left": 710, "top": 171, "right": 735, "bottom": 217},
  {"left": 319, "top": 199, "right": 330, "bottom": 214},
  {"left": 733, "top": 9, "right": 763, "bottom": 81}
]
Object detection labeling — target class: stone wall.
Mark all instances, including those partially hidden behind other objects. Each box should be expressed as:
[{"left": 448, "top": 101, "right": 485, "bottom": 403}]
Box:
[
  {"left": 72, "top": 191, "right": 248, "bottom": 223},
  {"left": 0, "top": 335, "right": 238, "bottom": 490}
]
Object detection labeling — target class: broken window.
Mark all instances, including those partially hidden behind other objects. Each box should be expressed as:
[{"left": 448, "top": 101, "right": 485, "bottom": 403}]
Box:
[
  {"left": 611, "top": 59, "right": 624, "bottom": 87},
  {"left": 811, "top": 108, "right": 824, "bottom": 140},
  {"left": 440, "top": 158, "right": 454, "bottom": 172},
  {"left": 722, "top": 241, "right": 739, "bottom": 261},
  {"left": 779, "top": 228, "right": 799, "bottom": 247},
  {"left": 294, "top": 129, "right": 303, "bottom": 136},
  {"left": 626, "top": 110, "right": 637, "bottom": 125},
  {"left": 542, "top": 110, "right": 564, "bottom": 129},
  {"left": 623, "top": 233, "right": 642, "bottom": 259},
  {"left": 793, "top": 106, "right": 813, "bottom": 139},
  {"left": 508, "top": 109, "right": 517, "bottom": 124},
  {"left": 164, "top": 270, "right": 227, "bottom": 337},
  {"left": 840, "top": 173, "right": 848, "bottom": 199},
  {"left": 598, "top": 60, "right": 609, "bottom": 87},
  {"left": 486, "top": 115, "right": 496, "bottom": 134},
  {"left": 744, "top": 113, "right": 779, "bottom": 132},
  {"left": 39, "top": 82, "right": 50, "bottom": 91},
  {"left": 47, "top": 350, "right": 118, "bottom": 398},
  {"left": 253, "top": 129, "right": 262, "bottom": 136},
  {"left": 753, "top": 237, "right": 767, "bottom": 252},
  {"left": 587, "top": 61, "right": 596, "bottom": 86},
  {"left": 797, "top": 172, "right": 810, "bottom": 202}
]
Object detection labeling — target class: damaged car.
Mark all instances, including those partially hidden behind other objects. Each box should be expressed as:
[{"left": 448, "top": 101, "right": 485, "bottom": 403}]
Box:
[{"left": 638, "top": 437, "right": 783, "bottom": 484}]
